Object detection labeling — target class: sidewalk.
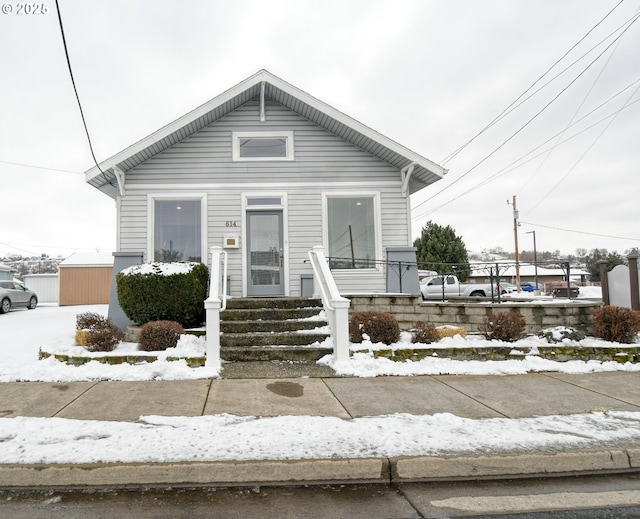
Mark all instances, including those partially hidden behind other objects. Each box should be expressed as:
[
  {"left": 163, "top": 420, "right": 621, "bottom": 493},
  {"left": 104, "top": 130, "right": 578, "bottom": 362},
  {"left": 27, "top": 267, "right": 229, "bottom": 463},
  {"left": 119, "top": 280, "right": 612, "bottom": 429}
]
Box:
[{"left": 2, "top": 371, "right": 640, "bottom": 488}]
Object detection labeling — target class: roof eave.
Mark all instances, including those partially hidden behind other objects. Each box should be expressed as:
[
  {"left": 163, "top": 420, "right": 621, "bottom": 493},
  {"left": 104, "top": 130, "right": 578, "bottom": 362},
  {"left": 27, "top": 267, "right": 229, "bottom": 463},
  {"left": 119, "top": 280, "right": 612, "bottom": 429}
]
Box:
[{"left": 84, "top": 70, "right": 446, "bottom": 192}]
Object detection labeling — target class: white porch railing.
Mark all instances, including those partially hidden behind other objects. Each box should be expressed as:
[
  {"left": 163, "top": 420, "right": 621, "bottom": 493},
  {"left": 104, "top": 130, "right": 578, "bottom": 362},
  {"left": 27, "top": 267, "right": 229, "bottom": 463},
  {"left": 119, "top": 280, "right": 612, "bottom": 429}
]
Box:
[
  {"left": 205, "top": 246, "right": 227, "bottom": 370},
  {"left": 308, "top": 245, "right": 351, "bottom": 363},
  {"left": 205, "top": 245, "right": 350, "bottom": 368}
]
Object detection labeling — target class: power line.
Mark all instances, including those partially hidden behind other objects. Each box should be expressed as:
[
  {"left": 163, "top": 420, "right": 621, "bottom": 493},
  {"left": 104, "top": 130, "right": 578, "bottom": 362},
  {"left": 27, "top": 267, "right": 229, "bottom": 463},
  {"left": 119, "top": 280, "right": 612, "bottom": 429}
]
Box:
[
  {"left": 439, "top": 0, "right": 626, "bottom": 165},
  {"left": 525, "top": 83, "right": 640, "bottom": 215},
  {"left": 412, "top": 12, "right": 640, "bottom": 219},
  {"left": 54, "top": 0, "right": 109, "bottom": 183},
  {"left": 411, "top": 92, "right": 640, "bottom": 221},
  {"left": 0, "top": 241, "right": 113, "bottom": 254},
  {"left": 519, "top": 222, "right": 640, "bottom": 243},
  {"left": 0, "top": 160, "right": 82, "bottom": 175}
]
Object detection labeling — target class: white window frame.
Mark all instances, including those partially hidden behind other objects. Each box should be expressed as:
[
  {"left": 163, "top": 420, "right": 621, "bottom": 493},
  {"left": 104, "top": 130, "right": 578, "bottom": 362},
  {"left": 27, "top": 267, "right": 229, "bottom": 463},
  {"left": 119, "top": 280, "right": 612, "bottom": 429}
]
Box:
[
  {"left": 322, "top": 191, "right": 382, "bottom": 273},
  {"left": 147, "top": 193, "right": 208, "bottom": 263},
  {"left": 241, "top": 192, "right": 289, "bottom": 296},
  {"left": 232, "top": 131, "right": 294, "bottom": 162}
]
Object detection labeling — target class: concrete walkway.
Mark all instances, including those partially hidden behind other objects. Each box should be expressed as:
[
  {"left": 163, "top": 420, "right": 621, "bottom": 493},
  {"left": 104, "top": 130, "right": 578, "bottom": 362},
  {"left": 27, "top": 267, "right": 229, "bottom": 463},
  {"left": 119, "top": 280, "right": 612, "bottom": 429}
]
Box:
[{"left": 2, "top": 371, "right": 640, "bottom": 488}]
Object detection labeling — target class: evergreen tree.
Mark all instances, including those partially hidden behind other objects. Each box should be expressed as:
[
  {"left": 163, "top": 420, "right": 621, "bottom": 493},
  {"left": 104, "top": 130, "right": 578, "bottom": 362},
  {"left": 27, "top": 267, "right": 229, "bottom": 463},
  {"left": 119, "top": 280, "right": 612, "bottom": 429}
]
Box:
[
  {"left": 413, "top": 221, "right": 471, "bottom": 281},
  {"left": 585, "top": 248, "right": 625, "bottom": 282}
]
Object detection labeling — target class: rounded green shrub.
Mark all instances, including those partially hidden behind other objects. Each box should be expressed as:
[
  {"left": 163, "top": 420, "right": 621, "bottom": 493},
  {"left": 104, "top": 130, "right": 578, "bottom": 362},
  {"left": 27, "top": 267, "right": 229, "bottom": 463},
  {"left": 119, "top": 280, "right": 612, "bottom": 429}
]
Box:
[
  {"left": 138, "top": 320, "right": 185, "bottom": 352},
  {"left": 349, "top": 311, "right": 400, "bottom": 345},
  {"left": 116, "top": 262, "right": 209, "bottom": 327}
]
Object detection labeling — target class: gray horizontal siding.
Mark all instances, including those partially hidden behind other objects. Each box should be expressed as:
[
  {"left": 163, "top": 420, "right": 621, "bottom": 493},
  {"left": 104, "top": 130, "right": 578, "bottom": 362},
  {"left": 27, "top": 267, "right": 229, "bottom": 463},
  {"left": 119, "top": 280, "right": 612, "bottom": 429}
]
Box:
[
  {"left": 124, "top": 100, "right": 399, "bottom": 186},
  {"left": 118, "top": 98, "right": 411, "bottom": 295}
]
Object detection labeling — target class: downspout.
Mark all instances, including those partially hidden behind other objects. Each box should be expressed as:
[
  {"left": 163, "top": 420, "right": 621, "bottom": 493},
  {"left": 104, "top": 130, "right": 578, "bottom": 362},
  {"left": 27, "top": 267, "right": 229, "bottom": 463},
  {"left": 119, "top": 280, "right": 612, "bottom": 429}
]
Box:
[{"left": 401, "top": 163, "right": 417, "bottom": 246}]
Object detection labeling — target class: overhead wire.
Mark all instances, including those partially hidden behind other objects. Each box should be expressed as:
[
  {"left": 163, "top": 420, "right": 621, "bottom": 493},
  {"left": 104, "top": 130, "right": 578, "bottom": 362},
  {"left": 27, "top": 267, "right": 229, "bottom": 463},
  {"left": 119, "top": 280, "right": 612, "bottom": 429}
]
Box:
[
  {"left": 412, "top": 93, "right": 640, "bottom": 221},
  {"left": 439, "top": 0, "right": 626, "bottom": 165},
  {"left": 54, "top": 0, "right": 111, "bottom": 186},
  {"left": 519, "top": 222, "right": 640, "bottom": 243},
  {"left": 0, "top": 160, "right": 83, "bottom": 175},
  {"left": 525, "top": 83, "right": 640, "bottom": 215},
  {"left": 412, "top": 11, "right": 640, "bottom": 220},
  {"left": 522, "top": 1, "right": 640, "bottom": 214},
  {"left": 515, "top": 22, "right": 624, "bottom": 196}
]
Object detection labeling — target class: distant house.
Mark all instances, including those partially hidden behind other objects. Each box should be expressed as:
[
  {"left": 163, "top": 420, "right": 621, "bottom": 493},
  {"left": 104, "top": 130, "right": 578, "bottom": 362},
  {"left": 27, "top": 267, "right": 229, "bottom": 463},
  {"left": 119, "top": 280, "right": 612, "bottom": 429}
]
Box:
[
  {"left": 0, "top": 264, "right": 13, "bottom": 281},
  {"left": 469, "top": 262, "right": 590, "bottom": 288},
  {"left": 84, "top": 70, "right": 445, "bottom": 297}
]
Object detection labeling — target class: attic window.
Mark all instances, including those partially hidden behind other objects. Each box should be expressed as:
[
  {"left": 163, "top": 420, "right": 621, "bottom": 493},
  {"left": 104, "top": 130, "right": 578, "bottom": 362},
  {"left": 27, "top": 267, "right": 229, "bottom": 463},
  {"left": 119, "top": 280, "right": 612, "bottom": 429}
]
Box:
[{"left": 232, "top": 131, "right": 294, "bottom": 161}]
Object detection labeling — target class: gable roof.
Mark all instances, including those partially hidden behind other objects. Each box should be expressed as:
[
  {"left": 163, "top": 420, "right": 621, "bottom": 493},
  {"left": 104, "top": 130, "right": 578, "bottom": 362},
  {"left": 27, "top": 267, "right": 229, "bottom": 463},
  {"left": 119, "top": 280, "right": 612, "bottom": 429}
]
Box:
[{"left": 85, "top": 69, "right": 446, "bottom": 198}]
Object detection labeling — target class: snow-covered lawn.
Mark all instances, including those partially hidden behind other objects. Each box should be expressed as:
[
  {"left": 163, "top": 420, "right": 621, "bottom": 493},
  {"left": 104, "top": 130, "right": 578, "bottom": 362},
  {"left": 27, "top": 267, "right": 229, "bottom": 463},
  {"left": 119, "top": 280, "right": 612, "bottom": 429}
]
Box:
[
  {"left": 2, "top": 300, "right": 640, "bottom": 466},
  {"left": 3, "top": 411, "right": 640, "bottom": 464},
  {"left": 1, "top": 297, "right": 639, "bottom": 383}
]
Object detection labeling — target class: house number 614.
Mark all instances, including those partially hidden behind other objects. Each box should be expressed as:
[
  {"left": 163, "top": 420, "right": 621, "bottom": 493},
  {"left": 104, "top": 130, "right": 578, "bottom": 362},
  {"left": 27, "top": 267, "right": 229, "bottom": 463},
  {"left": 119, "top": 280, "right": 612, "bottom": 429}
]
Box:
[{"left": 225, "top": 221, "right": 237, "bottom": 227}]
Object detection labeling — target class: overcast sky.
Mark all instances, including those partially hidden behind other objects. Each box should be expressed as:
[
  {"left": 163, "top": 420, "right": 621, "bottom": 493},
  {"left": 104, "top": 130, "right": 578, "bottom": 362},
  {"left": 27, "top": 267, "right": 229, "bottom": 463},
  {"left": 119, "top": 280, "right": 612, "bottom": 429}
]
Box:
[{"left": 1, "top": 0, "right": 639, "bottom": 259}]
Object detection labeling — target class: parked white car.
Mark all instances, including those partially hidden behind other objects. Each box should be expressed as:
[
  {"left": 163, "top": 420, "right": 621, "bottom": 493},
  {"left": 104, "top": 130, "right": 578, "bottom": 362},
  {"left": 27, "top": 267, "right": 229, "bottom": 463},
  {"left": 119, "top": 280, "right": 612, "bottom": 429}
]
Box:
[{"left": 0, "top": 280, "right": 38, "bottom": 313}]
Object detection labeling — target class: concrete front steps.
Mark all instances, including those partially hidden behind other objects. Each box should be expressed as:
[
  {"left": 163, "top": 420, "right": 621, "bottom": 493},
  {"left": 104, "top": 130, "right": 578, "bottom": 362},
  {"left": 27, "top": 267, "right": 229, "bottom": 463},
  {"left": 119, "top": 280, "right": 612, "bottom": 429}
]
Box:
[{"left": 220, "top": 297, "right": 331, "bottom": 362}]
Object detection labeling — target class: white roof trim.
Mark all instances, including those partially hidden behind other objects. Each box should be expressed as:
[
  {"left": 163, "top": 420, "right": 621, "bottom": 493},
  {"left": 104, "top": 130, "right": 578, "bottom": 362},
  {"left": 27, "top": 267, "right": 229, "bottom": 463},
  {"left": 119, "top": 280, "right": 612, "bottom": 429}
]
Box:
[{"left": 85, "top": 70, "right": 445, "bottom": 192}]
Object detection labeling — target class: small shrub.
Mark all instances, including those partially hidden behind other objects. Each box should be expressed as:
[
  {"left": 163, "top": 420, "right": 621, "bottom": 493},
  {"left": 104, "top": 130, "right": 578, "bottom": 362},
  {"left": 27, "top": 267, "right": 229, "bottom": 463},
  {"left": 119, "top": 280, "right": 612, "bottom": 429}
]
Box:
[
  {"left": 592, "top": 306, "right": 640, "bottom": 344},
  {"left": 480, "top": 311, "right": 526, "bottom": 342},
  {"left": 75, "top": 312, "right": 124, "bottom": 352},
  {"left": 75, "top": 329, "right": 89, "bottom": 346},
  {"left": 411, "top": 321, "right": 440, "bottom": 344},
  {"left": 138, "top": 320, "right": 185, "bottom": 352},
  {"left": 538, "top": 326, "right": 586, "bottom": 343},
  {"left": 76, "top": 312, "right": 109, "bottom": 331},
  {"left": 349, "top": 311, "right": 400, "bottom": 345},
  {"left": 85, "top": 323, "right": 125, "bottom": 352}
]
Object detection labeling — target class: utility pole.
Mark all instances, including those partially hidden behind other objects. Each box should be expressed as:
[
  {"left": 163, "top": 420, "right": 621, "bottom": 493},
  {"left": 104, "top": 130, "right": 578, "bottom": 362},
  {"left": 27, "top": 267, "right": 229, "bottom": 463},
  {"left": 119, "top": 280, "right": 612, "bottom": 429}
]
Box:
[{"left": 508, "top": 195, "right": 521, "bottom": 291}]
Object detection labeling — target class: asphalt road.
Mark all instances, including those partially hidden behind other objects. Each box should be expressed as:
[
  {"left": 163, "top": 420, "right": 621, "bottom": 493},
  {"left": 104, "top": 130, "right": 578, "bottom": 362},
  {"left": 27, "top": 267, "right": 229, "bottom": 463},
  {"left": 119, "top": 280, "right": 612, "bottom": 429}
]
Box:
[{"left": 2, "top": 473, "right": 640, "bottom": 518}]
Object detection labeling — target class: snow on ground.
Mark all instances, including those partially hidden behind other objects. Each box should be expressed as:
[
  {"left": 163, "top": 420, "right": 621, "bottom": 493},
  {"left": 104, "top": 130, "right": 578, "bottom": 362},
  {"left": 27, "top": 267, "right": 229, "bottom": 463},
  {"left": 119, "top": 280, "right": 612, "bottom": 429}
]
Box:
[
  {"left": 2, "top": 410, "right": 640, "bottom": 465},
  {"left": 1, "top": 302, "right": 640, "bottom": 465},
  {"left": 0, "top": 305, "right": 218, "bottom": 383},
  {"left": 1, "top": 302, "right": 639, "bottom": 382}
]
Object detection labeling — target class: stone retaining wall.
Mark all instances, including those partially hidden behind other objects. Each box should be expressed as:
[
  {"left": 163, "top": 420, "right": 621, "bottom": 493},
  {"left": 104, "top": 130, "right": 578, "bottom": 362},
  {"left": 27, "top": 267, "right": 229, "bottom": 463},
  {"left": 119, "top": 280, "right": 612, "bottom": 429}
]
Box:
[{"left": 346, "top": 294, "right": 602, "bottom": 334}]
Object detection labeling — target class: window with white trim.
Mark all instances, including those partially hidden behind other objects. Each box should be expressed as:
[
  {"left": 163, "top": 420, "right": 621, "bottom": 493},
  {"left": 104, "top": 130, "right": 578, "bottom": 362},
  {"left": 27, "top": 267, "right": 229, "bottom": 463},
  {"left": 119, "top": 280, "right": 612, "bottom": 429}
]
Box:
[
  {"left": 326, "top": 195, "right": 377, "bottom": 269},
  {"left": 153, "top": 199, "right": 202, "bottom": 262},
  {"left": 232, "top": 131, "right": 294, "bottom": 161}
]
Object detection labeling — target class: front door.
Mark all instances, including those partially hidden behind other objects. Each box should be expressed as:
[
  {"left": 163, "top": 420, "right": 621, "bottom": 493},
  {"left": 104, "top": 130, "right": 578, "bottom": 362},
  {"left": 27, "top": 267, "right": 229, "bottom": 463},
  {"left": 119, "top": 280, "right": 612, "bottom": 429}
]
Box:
[{"left": 247, "top": 210, "right": 284, "bottom": 296}]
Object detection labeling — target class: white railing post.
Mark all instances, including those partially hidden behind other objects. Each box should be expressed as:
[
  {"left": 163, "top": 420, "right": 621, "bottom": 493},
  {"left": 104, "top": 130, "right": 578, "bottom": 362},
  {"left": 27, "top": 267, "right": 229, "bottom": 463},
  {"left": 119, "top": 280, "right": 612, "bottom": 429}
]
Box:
[
  {"left": 205, "top": 246, "right": 224, "bottom": 370},
  {"left": 331, "top": 298, "right": 350, "bottom": 363},
  {"left": 308, "top": 245, "right": 351, "bottom": 364}
]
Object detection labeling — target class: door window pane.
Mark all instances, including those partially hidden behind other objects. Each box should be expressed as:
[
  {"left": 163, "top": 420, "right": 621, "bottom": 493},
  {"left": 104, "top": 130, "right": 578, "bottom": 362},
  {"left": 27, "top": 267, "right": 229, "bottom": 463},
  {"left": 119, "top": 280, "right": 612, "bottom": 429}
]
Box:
[
  {"left": 249, "top": 213, "right": 281, "bottom": 286},
  {"left": 327, "top": 197, "right": 375, "bottom": 269},
  {"left": 154, "top": 200, "right": 201, "bottom": 262}
]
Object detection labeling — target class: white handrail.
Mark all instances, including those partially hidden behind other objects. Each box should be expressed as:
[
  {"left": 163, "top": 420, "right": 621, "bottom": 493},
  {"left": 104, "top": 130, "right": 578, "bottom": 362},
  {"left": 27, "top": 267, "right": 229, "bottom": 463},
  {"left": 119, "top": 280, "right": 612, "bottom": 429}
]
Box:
[
  {"left": 220, "top": 250, "right": 228, "bottom": 311},
  {"left": 204, "top": 246, "right": 226, "bottom": 370},
  {"left": 308, "top": 246, "right": 350, "bottom": 363}
]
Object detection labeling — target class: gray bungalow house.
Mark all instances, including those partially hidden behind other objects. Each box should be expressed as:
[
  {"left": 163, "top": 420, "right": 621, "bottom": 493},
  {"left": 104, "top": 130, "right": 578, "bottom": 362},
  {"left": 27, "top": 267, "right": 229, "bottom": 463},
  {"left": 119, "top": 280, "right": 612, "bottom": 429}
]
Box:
[{"left": 85, "top": 70, "right": 445, "bottom": 298}]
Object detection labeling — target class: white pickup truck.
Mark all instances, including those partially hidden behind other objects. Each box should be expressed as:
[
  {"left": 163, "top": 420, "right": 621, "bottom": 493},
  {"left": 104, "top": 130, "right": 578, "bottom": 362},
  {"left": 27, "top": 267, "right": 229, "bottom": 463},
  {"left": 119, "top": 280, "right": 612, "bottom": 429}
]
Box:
[{"left": 420, "top": 274, "right": 503, "bottom": 300}]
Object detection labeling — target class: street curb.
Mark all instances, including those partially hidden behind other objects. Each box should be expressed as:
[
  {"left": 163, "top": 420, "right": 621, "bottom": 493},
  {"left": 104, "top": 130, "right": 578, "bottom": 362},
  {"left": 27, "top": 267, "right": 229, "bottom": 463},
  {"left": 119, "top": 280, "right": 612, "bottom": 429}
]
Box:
[
  {"left": 0, "top": 458, "right": 389, "bottom": 488},
  {"left": 1, "top": 449, "right": 639, "bottom": 489},
  {"left": 391, "top": 449, "right": 635, "bottom": 481}
]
